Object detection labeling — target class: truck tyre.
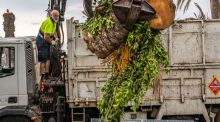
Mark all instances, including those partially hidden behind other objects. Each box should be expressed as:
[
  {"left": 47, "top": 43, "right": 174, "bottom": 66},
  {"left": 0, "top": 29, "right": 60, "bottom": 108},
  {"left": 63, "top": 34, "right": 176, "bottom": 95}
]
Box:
[
  {"left": 48, "top": 116, "right": 56, "bottom": 122},
  {"left": 0, "top": 116, "right": 32, "bottom": 122},
  {"left": 215, "top": 110, "right": 220, "bottom": 122}
]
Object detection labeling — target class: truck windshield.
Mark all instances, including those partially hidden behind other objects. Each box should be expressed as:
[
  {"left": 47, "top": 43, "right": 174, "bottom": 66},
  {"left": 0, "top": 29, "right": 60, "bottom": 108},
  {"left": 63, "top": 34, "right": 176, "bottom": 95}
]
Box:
[{"left": 0, "top": 47, "right": 15, "bottom": 78}]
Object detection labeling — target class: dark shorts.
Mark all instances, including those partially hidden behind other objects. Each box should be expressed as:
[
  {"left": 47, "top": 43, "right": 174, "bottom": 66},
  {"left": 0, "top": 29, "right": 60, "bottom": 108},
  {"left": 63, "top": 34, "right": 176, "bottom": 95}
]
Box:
[{"left": 36, "top": 35, "right": 51, "bottom": 62}]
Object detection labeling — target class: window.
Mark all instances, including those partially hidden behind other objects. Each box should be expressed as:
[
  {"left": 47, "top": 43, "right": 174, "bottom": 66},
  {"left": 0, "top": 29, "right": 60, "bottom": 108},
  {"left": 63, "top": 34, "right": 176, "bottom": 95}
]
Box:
[{"left": 0, "top": 47, "right": 15, "bottom": 78}]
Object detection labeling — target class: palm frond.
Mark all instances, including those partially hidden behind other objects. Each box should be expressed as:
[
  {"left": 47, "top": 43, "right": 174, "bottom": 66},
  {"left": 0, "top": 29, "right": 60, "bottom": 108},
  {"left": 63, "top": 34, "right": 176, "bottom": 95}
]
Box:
[
  {"left": 193, "top": 12, "right": 198, "bottom": 18},
  {"left": 176, "top": 0, "right": 184, "bottom": 10},
  {"left": 179, "top": 0, "right": 185, "bottom": 10},
  {"left": 176, "top": 0, "right": 192, "bottom": 13},
  {"left": 194, "top": 2, "right": 206, "bottom": 19},
  {"left": 183, "top": 0, "right": 192, "bottom": 13}
]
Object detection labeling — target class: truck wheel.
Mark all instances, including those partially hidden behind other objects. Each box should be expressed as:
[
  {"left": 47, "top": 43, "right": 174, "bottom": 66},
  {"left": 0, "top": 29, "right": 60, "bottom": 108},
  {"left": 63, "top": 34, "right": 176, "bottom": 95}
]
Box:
[
  {"left": 0, "top": 116, "right": 32, "bottom": 122},
  {"left": 215, "top": 110, "right": 220, "bottom": 122},
  {"left": 48, "top": 116, "right": 56, "bottom": 122}
]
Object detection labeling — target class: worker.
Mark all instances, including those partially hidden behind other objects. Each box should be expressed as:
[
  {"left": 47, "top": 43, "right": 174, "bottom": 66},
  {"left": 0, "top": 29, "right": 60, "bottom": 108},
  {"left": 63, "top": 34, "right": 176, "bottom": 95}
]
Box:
[{"left": 36, "top": 10, "right": 59, "bottom": 84}]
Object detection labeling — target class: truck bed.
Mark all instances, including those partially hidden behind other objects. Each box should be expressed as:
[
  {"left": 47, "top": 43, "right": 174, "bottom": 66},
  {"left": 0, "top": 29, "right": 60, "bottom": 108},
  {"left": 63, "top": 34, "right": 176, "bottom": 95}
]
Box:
[{"left": 66, "top": 19, "right": 220, "bottom": 120}]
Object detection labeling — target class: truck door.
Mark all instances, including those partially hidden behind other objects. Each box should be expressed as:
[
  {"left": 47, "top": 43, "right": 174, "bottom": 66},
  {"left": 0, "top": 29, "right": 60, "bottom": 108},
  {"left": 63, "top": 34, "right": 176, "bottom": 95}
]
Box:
[{"left": 0, "top": 44, "right": 18, "bottom": 107}]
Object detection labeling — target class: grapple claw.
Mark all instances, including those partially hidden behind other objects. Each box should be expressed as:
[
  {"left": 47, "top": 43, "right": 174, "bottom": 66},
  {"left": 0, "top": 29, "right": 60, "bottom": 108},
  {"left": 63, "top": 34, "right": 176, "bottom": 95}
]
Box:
[{"left": 112, "top": 0, "right": 156, "bottom": 30}]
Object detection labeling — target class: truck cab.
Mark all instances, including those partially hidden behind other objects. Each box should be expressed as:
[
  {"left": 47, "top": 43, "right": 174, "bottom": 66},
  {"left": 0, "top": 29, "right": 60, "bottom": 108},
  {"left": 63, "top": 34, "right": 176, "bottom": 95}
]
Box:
[{"left": 0, "top": 37, "right": 41, "bottom": 122}]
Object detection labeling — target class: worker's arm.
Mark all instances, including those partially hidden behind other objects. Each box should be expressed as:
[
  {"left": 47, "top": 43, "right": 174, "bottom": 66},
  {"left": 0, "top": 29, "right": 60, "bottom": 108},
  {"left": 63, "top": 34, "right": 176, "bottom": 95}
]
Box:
[
  {"left": 44, "top": 33, "right": 52, "bottom": 44},
  {"left": 54, "top": 32, "right": 58, "bottom": 39}
]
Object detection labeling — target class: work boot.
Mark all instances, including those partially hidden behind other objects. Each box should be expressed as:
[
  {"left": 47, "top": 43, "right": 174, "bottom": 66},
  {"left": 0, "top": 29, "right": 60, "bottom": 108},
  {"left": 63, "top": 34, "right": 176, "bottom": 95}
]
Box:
[
  {"left": 41, "top": 73, "right": 45, "bottom": 80},
  {"left": 44, "top": 73, "right": 49, "bottom": 80}
]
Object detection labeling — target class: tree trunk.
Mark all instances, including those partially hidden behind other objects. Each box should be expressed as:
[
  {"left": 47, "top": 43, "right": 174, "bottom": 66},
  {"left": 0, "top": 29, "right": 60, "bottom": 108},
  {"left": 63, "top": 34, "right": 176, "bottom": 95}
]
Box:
[
  {"left": 83, "top": 12, "right": 129, "bottom": 59},
  {"left": 218, "top": 1, "right": 220, "bottom": 18},
  {"left": 210, "top": 0, "right": 219, "bottom": 19},
  {"left": 3, "top": 9, "right": 15, "bottom": 37}
]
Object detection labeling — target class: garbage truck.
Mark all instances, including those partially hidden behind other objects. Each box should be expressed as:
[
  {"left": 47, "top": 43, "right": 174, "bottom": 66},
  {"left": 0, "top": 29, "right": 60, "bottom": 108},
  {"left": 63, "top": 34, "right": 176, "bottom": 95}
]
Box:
[{"left": 1, "top": 19, "right": 220, "bottom": 122}]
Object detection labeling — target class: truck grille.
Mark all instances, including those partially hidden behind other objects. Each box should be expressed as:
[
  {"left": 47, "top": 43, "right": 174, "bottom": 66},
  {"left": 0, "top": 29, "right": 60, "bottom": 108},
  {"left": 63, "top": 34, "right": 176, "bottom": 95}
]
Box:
[{"left": 25, "top": 41, "right": 34, "bottom": 94}]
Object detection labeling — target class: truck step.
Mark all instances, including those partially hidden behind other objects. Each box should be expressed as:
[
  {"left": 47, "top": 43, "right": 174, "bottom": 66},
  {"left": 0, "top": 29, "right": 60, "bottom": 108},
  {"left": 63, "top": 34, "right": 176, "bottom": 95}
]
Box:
[{"left": 72, "top": 108, "right": 86, "bottom": 122}]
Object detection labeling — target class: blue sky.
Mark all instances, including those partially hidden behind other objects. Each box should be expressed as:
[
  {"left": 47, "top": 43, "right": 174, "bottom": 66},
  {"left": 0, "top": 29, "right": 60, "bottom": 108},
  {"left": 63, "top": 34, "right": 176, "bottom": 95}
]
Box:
[{"left": 0, "top": 0, "right": 211, "bottom": 38}]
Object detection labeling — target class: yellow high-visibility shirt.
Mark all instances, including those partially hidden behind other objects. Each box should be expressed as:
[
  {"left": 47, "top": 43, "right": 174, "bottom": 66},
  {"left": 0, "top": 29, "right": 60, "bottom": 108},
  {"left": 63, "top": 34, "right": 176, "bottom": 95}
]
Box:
[{"left": 40, "top": 17, "right": 56, "bottom": 35}]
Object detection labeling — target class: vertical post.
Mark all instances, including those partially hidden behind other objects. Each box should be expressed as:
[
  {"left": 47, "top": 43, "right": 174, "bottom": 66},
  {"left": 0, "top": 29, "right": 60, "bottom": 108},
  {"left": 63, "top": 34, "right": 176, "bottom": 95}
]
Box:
[
  {"left": 168, "top": 26, "right": 173, "bottom": 65},
  {"left": 66, "top": 19, "right": 74, "bottom": 104},
  {"left": 201, "top": 20, "right": 205, "bottom": 65}
]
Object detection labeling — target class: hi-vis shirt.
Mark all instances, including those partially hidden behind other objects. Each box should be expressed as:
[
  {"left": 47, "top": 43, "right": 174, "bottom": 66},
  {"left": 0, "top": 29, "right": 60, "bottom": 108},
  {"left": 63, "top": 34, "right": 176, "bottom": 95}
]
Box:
[{"left": 40, "top": 17, "right": 56, "bottom": 35}]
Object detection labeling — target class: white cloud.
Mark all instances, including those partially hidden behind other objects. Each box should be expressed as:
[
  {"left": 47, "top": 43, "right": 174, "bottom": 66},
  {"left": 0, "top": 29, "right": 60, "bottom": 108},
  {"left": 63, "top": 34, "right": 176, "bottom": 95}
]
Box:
[
  {"left": 0, "top": 0, "right": 212, "bottom": 38},
  {"left": 65, "top": 1, "right": 85, "bottom": 22}
]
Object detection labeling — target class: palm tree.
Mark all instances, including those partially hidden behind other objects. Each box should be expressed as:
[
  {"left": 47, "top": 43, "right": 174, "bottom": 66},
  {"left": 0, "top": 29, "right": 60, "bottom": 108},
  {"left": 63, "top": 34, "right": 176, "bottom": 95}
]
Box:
[
  {"left": 210, "top": 0, "right": 219, "bottom": 19},
  {"left": 3, "top": 9, "right": 15, "bottom": 37}
]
